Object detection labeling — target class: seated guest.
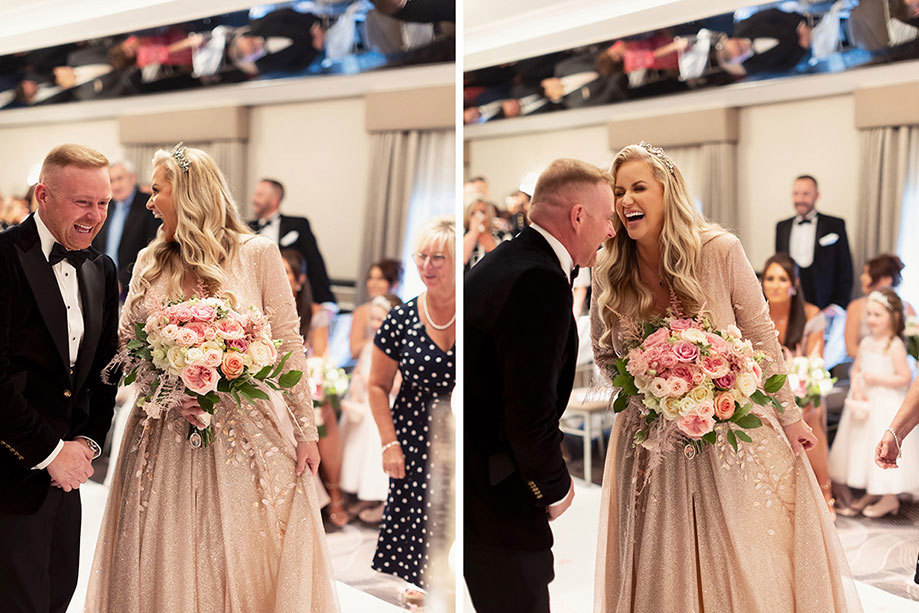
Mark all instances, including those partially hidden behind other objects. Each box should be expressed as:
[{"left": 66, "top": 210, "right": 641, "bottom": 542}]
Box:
[
  {"left": 846, "top": 253, "right": 917, "bottom": 358},
  {"left": 350, "top": 259, "right": 403, "bottom": 359},
  {"left": 762, "top": 253, "right": 833, "bottom": 517},
  {"left": 91, "top": 160, "right": 160, "bottom": 298},
  {"left": 228, "top": 8, "right": 324, "bottom": 77},
  {"left": 340, "top": 293, "right": 404, "bottom": 525},
  {"left": 539, "top": 52, "right": 629, "bottom": 109},
  {"left": 463, "top": 195, "right": 511, "bottom": 271}
]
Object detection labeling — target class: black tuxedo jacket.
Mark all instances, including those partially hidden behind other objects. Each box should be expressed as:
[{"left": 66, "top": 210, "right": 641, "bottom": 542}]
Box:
[
  {"left": 91, "top": 188, "right": 160, "bottom": 294},
  {"left": 735, "top": 9, "right": 808, "bottom": 75},
  {"left": 775, "top": 212, "right": 853, "bottom": 308},
  {"left": 464, "top": 227, "right": 575, "bottom": 551},
  {"left": 0, "top": 215, "right": 119, "bottom": 514},
  {"left": 250, "top": 214, "right": 336, "bottom": 305}
]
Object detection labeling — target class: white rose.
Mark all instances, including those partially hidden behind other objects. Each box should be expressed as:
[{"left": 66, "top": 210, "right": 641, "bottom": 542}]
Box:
[
  {"left": 162, "top": 324, "right": 180, "bottom": 341},
  {"left": 660, "top": 396, "right": 682, "bottom": 420},
  {"left": 166, "top": 345, "right": 187, "bottom": 375},
  {"left": 196, "top": 412, "right": 212, "bottom": 428},
  {"left": 248, "top": 341, "right": 273, "bottom": 369},
  {"left": 688, "top": 384, "right": 713, "bottom": 404},
  {"left": 737, "top": 372, "right": 757, "bottom": 397},
  {"left": 731, "top": 388, "right": 746, "bottom": 403},
  {"left": 642, "top": 396, "right": 660, "bottom": 411},
  {"left": 184, "top": 347, "right": 205, "bottom": 365},
  {"left": 678, "top": 395, "right": 698, "bottom": 417},
  {"left": 649, "top": 377, "right": 668, "bottom": 398},
  {"left": 681, "top": 328, "right": 707, "bottom": 344}
]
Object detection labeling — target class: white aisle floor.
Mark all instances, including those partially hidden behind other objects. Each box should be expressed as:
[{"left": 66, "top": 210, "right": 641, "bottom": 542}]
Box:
[
  {"left": 68, "top": 480, "right": 402, "bottom": 612},
  {"left": 463, "top": 484, "right": 919, "bottom": 612}
]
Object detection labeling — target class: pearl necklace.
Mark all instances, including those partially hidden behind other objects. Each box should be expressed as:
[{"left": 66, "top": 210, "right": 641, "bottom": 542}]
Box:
[{"left": 420, "top": 292, "right": 455, "bottom": 330}]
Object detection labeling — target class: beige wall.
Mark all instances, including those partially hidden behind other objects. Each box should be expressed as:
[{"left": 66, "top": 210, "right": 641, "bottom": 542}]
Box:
[
  {"left": 247, "top": 97, "right": 370, "bottom": 281},
  {"left": 0, "top": 119, "right": 122, "bottom": 195},
  {"left": 466, "top": 94, "right": 860, "bottom": 271}
]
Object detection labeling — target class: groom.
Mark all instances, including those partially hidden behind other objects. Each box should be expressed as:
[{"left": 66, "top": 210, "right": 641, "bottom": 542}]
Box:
[
  {"left": 464, "top": 159, "right": 616, "bottom": 612},
  {"left": 0, "top": 144, "right": 120, "bottom": 612}
]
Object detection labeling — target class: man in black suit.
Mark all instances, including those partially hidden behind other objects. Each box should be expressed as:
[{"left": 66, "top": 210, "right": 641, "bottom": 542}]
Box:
[
  {"left": 0, "top": 144, "right": 119, "bottom": 612},
  {"left": 775, "top": 174, "right": 853, "bottom": 309},
  {"left": 464, "top": 159, "right": 616, "bottom": 612},
  {"left": 249, "top": 178, "right": 336, "bottom": 306},
  {"left": 91, "top": 160, "right": 160, "bottom": 298}
]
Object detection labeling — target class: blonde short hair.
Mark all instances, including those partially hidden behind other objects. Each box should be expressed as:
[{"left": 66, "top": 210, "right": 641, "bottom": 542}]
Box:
[
  {"left": 40, "top": 144, "right": 109, "bottom": 183},
  {"left": 413, "top": 215, "right": 456, "bottom": 261},
  {"left": 530, "top": 158, "right": 611, "bottom": 209}
]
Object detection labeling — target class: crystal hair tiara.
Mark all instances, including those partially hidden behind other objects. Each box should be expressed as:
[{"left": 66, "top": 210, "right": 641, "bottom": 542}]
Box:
[
  {"left": 867, "top": 290, "right": 893, "bottom": 310},
  {"left": 172, "top": 142, "right": 190, "bottom": 174},
  {"left": 638, "top": 141, "right": 674, "bottom": 175}
]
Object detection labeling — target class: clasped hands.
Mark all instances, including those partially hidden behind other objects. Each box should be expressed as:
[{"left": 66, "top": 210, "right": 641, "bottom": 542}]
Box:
[{"left": 48, "top": 439, "right": 95, "bottom": 491}]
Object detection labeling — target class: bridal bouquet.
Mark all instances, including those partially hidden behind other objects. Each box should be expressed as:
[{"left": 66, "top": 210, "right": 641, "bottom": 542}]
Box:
[
  {"left": 305, "top": 357, "right": 350, "bottom": 437},
  {"left": 785, "top": 355, "right": 836, "bottom": 408},
  {"left": 611, "top": 314, "right": 786, "bottom": 456},
  {"left": 906, "top": 316, "right": 919, "bottom": 361},
  {"left": 113, "top": 297, "right": 303, "bottom": 448}
]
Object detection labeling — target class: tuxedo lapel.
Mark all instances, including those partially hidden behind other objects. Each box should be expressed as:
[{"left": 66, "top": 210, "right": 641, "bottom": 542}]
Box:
[
  {"left": 14, "top": 221, "right": 69, "bottom": 371},
  {"left": 74, "top": 254, "right": 104, "bottom": 391}
]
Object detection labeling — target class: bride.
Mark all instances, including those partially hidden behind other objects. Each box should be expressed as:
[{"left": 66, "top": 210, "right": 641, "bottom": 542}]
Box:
[
  {"left": 85, "top": 145, "right": 339, "bottom": 611},
  {"left": 590, "top": 143, "right": 860, "bottom": 612}
]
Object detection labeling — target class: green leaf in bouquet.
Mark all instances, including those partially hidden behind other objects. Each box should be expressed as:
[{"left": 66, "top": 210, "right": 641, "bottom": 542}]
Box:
[
  {"left": 750, "top": 390, "right": 771, "bottom": 406},
  {"left": 613, "top": 392, "right": 629, "bottom": 413},
  {"left": 735, "top": 430, "right": 753, "bottom": 443},
  {"left": 731, "top": 403, "right": 752, "bottom": 422},
  {"left": 198, "top": 394, "right": 215, "bottom": 413},
  {"left": 217, "top": 378, "right": 232, "bottom": 393},
  {"left": 633, "top": 429, "right": 648, "bottom": 445},
  {"left": 763, "top": 374, "right": 786, "bottom": 394},
  {"left": 727, "top": 429, "right": 738, "bottom": 452},
  {"left": 702, "top": 431, "right": 717, "bottom": 445},
  {"left": 123, "top": 368, "right": 137, "bottom": 386},
  {"left": 238, "top": 382, "right": 269, "bottom": 401},
  {"left": 136, "top": 346, "right": 152, "bottom": 361},
  {"left": 254, "top": 365, "right": 273, "bottom": 380},
  {"left": 645, "top": 412, "right": 658, "bottom": 425},
  {"left": 270, "top": 351, "right": 294, "bottom": 379},
  {"left": 317, "top": 424, "right": 328, "bottom": 439},
  {"left": 134, "top": 321, "right": 148, "bottom": 342},
  {"left": 126, "top": 339, "right": 145, "bottom": 350},
  {"left": 735, "top": 414, "right": 763, "bottom": 429},
  {"left": 230, "top": 389, "right": 242, "bottom": 408},
  {"left": 795, "top": 396, "right": 809, "bottom": 408},
  {"left": 771, "top": 397, "right": 785, "bottom": 414},
  {"left": 278, "top": 370, "right": 303, "bottom": 389},
  {"left": 263, "top": 380, "right": 280, "bottom": 391},
  {"left": 238, "top": 389, "right": 257, "bottom": 406},
  {"left": 642, "top": 322, "right": 655, "bottom": 338}
]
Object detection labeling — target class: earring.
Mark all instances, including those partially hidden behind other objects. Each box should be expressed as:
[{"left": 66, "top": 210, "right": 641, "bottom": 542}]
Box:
[{"left": 791, "top": 288, "right": 797, "bottom": 296}]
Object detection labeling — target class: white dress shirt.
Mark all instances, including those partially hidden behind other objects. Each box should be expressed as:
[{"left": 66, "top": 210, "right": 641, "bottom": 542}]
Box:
[
  {"left": 256, "top": 212, "right": 281, "bottom": 244},
  {"left": 32, "top": 212, "right": 93, "bottom": 469},
  {"left": 788, "top": 209, "right": 818, "bottom": 269}
]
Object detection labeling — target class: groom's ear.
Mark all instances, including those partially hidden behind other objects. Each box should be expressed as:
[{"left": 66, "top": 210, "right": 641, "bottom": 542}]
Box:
[{"left": 569, "top": 203, "right": 583, "bottom": 230}]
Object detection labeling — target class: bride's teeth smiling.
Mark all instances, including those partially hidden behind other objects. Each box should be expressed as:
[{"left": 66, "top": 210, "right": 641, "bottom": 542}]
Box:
[{"left": 624, "top": 210, "right": 645, "bottom": 223}]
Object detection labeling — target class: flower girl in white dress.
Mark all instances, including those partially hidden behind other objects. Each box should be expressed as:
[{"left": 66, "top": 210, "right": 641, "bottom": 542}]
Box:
[{"left": 830, "top": 288, "right": 918, "bottom": 517}]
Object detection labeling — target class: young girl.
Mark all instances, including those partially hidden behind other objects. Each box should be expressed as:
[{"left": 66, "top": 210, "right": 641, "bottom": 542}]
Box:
[
  {"left": 830, "top": 288, "right": 918, "bottom": 518},
  {"left": 339, "top": 294, "right": 403, "bottom": 524}
]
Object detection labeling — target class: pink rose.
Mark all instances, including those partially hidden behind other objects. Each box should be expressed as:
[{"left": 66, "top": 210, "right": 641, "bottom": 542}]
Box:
[
  {"left": 202, "top": 325, "right": 219, "bottom": 341},
  {"left": 202, "top": 347, "right": 223, "bottom": 368},
  {"left": 644, "top": 327, "right": 670, "bottom": 347},
  {"left": 221, "top": 352, "right": 246, "bottom": 380},
  {"left": 691, "top": 369, "right": 705, "bottom": 386},
  {"left": 670, "top": 364, "right": 694, "bottom": 384},
  {"left": 672, "top": 340, "right": 700, "bottom": 363},
  {"left": 677, "top": 410, "right": 716, "bottom": 439},
  {"left": 215, "top": 318, "right": 246, "bottom": 340},
  {"left": 750, "top": 361, "right": 763, "bottom": 383},
  {"left": 626, "top": 349, "right": 649, "bottom": 378},
  {"left": 192, "top": 304, "right": 216, "bottom": 322},
  {"left": 705, "top": 333, "right": 729, "bottom": 354},
  {"left": 175, "top": 327, "right": 199, "bottom": 347},
  {"left": 714, "top": 370, "right": 736, "bottom": 390},
  {"left": 658, "top": 350, "right": 678, "bottom": 370},
  {"left": 714, "top": 391, "right": 736, "bottom": 420},
  {"left": 700, "top": 353, "right": 730, "bottom": 379},
  {"left": 670, "top": 318, "right": 695, "bottom": 331},
  {"left": 181, "top": 364, "right": 219, "bottom": 395},
  {"left": 667, "top": 377, "right": 689, "bottom": 398},
  {"left": 184, "top": 322, "right": 209, "bottom": 342},
  {"left": 225, "top": 338, "right": 250, "bottom": 352},
  {"left": 172, "top": 304, "right": 194, "bottom": 323}
]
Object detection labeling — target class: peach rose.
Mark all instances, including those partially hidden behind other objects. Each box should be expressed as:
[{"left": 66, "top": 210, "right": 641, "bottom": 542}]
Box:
[
  {"left": 221, "top": 352, "right": 246, "bottom": 380},
  {"left": 677, "top": 410, "right": 716, "bottom": 439},
  {"left": 714, "top": 391, "right": 736, "bottom": 420},
  {"left": 181, "top": 364, "right": 219, "bottom": 395}
]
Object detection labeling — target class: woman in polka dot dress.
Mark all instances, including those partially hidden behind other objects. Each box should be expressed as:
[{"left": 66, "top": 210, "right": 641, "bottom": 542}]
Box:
[{"left": 368, "top": 217, "right": 456, "bottom": 589}]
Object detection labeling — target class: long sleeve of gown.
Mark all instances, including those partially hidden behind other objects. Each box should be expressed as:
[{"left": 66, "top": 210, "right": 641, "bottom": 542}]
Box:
[
  {"left": 724, "top": 235, "right": 802, "bottom": 425},
  {"left": 258, "top": 240, "right": 319, "bottom": 442}
]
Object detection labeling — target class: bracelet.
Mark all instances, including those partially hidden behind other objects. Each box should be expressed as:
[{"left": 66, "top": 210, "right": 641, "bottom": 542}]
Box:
[
  {"left": 886, "top": 427, "right": 903, "bottom": 459},
  {"left": 382, "top": 440, "right": 401, "bottom": 453}
]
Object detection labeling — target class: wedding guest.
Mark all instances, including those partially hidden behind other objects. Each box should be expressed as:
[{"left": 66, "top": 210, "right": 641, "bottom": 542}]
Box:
[
  {"left": 464, "top": 176, "right": 488, "bottom": 197},
  {"left": 775, "top": 174, "right": 853, "bottom": 310},
  {"left": 0, "top": 195, "right": 30, "bottom": 230},
  {"left": 340, "top": 293, "right": 403, "bottom": 525},
  {"left": 505, "top": 189, "right": 530, "bottom": 236},
  {"left": 463, "top": 195, "right": 511, "bottom": 271},
  {"left": 350, "top": 259, "right": 403, "bottom": 359},
  {"left": 279, "top": 248, "right": 314, "bottom": 349},
  {"left": 831, "top": 288, "right": 918, "bottom": 518},
  {"left": 591, "top": 143, "right": 857, "bottom": 610},
  {"left": 86, "top": 145, "right": 339, "bottom": 610},
  {"left": 91, "top": 160, "right": 160, "bottom": 297},
  {"left": 369, "top": 216, "right": 455, "bottom": 589},
  {"left": 715, "top": 9, "right": 812, "bottom": 76},
  {"left": 762, "top": 253, "right": 833, "bottom": 517},
  {"left": 845, "top": 253, "right": 917, "bottom": 358},
  {"left": 228, "top": 8, "right": 324, "bottom": 77}
]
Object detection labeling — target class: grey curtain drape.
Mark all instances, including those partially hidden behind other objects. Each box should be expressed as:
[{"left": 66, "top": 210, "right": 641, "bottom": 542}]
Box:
[
  {"left": 355, "top": 130, "right": 423, "bottom": 305},
  {"left": 666, "top": 142, "right": 738, "bottom": 233},
  {"left": 854, "top": 125, "right": 919, "bottom": 286},
  {"left": 122, "top": 140, "right": 248, "bottom": 210}
]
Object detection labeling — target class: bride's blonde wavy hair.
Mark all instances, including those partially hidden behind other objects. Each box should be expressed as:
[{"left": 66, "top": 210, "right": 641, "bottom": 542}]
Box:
[
  {"left": 594, "top": 144, "right": 726, "bottom": 348},
  {"left": 125, "top": 146, "right": 252, "bottom": 318}
]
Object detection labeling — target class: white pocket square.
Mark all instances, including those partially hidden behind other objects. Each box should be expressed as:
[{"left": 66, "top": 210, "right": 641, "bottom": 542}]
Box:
[
  {"left": 280, "top": 230, "right": 299, "bottom": 247},
  {"left": 818, "top": 232, "right": 839, "bottom": 247}
]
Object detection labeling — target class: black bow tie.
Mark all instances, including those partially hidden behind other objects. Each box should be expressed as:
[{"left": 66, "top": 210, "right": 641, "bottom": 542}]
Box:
[
  {"left": 569, "top": 265, "right": 580, "bottom": 288},
  {"left": 49, "top": 243, "right": 91, "bottom": 269},
  {"left": 797, "top": 217, "right": 813, "bottom": 225},
  {"left": 257, "top": 217, "right": 273, "bottom": 229}
]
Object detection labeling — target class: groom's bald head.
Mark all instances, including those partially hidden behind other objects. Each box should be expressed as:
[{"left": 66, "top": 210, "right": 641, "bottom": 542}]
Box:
[{"left": 529, "top": 159, "right": 612, "bottom": 223}]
